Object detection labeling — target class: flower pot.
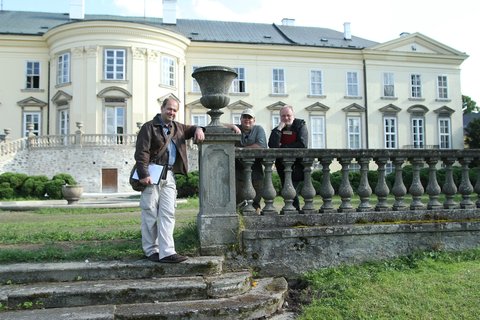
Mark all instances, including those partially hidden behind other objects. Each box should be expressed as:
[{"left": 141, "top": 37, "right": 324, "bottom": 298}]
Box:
[{"left": 62, "top": 185, "right": 83, "bottom": 205}]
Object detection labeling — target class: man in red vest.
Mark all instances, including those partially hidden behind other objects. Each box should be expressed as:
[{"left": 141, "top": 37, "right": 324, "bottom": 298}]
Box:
[{"left": 268, "top": 105, "right": 308, "bottom": 211}]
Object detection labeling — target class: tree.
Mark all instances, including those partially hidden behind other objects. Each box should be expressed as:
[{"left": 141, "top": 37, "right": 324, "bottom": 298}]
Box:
[
  {"left": 462, "top": 95, "right": 478, "bottom": 114},
  {"left": 465, "top": 118, "right": 480, "bottom": 148}
]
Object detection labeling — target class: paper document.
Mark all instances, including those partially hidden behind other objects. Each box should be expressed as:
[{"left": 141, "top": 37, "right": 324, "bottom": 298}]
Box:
[{"left": 132, "top": 163, "right": 165, "bottom": 184}]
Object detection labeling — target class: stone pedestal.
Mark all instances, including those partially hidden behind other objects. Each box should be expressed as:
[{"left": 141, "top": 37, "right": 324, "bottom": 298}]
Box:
[{"left": 197, "top": 132, "right": 240, "bottom": 255}]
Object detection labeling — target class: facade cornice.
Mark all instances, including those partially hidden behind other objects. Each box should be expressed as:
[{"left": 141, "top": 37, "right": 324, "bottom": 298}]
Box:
[{"left": 43, "top": 20, "right": 190, "bottom": 53}]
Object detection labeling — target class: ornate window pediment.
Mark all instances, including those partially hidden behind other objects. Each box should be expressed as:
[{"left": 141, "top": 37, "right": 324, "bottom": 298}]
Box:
[
  {"left": 97, "top": 86, "right": 132, "bottom": 99},
  {"left": 379, "top": 104, "right": 401, "bottom": 114},
  {"left": 51, "top": 90, "right": 72, "bottom": 106},
  {"left": 305, "top": 102, "right": 329, "bottom": 112},
  {"left": 266, "top": 101, "right": 287, "bottom": 111},
  {"left": 17, "top": 96, "right": 47, "bottom": 108},
  {"left": 342, "top": 103, "right": 365, "bottom": 113},
  {"left": 407, "top": 104, "right": 429, "bottom": 115},
  {"left": 434, "top": 106, "right": 455, "bottom": 115},
  {"left": 227, "top": 100, "right": 253, "bottom": 111}
]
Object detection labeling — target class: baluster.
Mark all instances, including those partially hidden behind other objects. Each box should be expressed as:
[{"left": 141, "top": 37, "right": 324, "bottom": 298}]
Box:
[
  {"left": 459, "top": 157, "right": 475, "bottom": 209},
  {"left": 391, "top": 157, "right": 407, "bottom": 211},
  {"left": 374, "top": 157, "right": 390, "bottom": 211},
  {"left": 408, "top": 157, "right": 425, "bottom": 210},
  {"left": 241, "top": 158, "right": 256, "bottom": 215},
  {"left": 338, "top": 157, "right": 354, "bottom": 212},
  {"left": 474, "top": 166, "right": 480, "bottom": 208},
  {"left": 357, "top": 156, "right": 372, "bottom": 212},
  {"left": 319, "top": 156, "right": 335, "bottom": 213},
  {"left": 261, "top": 157, "right": 278, "bottom": 215},
  {"left": 280, "top": 158, "right": 298, "bottom": 214},
  {"left": 442, "top": 157, "right": 458, "bottom": 209},
  {"left": 425, "top": 157, "right": 442, "bottom": 210},
  {"left": 300, "top": 158, "right": 316, "bottom": 214}
]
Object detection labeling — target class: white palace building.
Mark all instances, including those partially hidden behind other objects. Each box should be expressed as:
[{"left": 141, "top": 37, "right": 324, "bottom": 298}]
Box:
[{"left": 0, "top": 0, "right": 470, "bottom": 192}]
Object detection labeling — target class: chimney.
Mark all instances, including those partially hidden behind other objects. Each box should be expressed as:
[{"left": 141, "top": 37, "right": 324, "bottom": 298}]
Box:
[
  {"left": 343, "top": 22, "right": 351, "bottom": 40},
  {"left": 281, "top": 18, "right": 295, "bottom": 26},
  {"left": 163, "top": 0, "right": 177, "bottom": 25},
  {"left": 70, "top": 0, "right": 85, "bottom": 20}
]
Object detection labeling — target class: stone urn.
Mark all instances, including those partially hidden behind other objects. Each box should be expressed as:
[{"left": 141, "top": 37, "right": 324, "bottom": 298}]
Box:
[
  {"left": 62, "top": 185, "right": 84, "bottom": 205},
  {"left": 191, "top": 66, "right": 237, "bottom": 132}
]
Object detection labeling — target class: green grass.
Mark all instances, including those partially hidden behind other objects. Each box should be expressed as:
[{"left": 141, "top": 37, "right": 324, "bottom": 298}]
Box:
[
  {"left": 298, "top": 249, "right": 480, "bottom": 320},
  {"left": 0, "top": 198, "right": 200, "bottom": 263}
]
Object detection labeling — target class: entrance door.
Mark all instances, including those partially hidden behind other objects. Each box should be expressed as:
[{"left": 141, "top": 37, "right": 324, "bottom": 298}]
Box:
[{"left": 102, "top": 168, "right": 118, "bottom": 193}]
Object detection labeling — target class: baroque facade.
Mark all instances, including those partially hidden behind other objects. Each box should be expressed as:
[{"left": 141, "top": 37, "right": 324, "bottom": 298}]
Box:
[{"left": 0, "top": 2, "right": 469, "bottom": 186}]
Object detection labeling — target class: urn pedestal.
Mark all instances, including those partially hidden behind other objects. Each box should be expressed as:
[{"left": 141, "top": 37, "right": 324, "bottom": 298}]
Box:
[{"left": 62, "top": 185, "right": 83, "bottom": 205}]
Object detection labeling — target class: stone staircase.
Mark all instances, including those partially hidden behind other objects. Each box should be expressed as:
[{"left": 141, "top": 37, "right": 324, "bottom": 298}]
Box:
[{"left": 0, "top": 256, "right": 288, "bottom": 319}]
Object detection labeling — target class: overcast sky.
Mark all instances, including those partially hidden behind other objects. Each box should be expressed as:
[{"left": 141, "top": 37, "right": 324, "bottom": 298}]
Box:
[{"left": 3, "top": 0, "right": 478, "bottom": 104}]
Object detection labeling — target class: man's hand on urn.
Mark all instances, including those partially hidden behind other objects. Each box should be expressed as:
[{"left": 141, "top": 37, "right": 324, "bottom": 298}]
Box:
[{"left": 194, "top": 127, "right": 205, "bottom": 143}]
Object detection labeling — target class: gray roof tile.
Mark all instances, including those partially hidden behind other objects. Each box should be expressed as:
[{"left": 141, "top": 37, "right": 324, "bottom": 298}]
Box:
[{"left": 0, "top": 10, "right": 377, "bottom": 48}]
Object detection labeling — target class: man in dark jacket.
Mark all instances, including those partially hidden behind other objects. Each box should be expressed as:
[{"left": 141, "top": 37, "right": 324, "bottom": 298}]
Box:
[
  {"left": 135, "top": 97, "right": 204, "bottom": 263},
  {"left": 268, "top": 105, "right": 308, "bottom": 210}
]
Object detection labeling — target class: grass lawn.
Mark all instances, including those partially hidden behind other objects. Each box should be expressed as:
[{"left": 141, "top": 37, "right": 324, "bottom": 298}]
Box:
[
  {"left": 0, "top": 198, "right": 200, "bottom": 263},
  {"left": 297, "top": 249, "right": 480, "bottom": 319},
  {"left": 1, "top": 195, "right": 479, "bottom": 319}
]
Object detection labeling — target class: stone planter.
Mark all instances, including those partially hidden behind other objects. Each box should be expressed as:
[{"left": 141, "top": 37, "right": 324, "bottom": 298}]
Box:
[{"left": 62, "top": 185, "right": 84, "bottom": 205}]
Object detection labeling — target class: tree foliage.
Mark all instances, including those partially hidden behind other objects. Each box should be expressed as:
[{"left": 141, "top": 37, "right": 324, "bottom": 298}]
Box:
[
  {"left": 463, "top": 95, "right": 478, "bottom": 114},
  {"left": 465, "top": 118, "right": 480, "bottom": 148}
]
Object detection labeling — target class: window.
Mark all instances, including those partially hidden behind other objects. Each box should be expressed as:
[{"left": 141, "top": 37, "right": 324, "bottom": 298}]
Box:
[
  {"left": 437, "top": 75, "right": 448, "bottom": 99},
  {"left": 310, "top": 116, "right": 325, "bottom": 148},
  {"left": 411, "top": 117, "right": 424, "bottom": 148},
  {"left": 58, "top": 109, "right": 69, "bottom": 135},
  {"left": 161, "top": 56, "right": 176, "bottom": 87},
  {"left": 232, "top": 113, "right": 241, "bottom": 124},
  {"left": 410, "top": 74, "right": 422, "bottom": 98},
  {"left": 272, "top": 115, "right": 280, "bottom": 129},
  {"left": 310, "top": 70, "right": 323, "bottom": 96},
  {"left": 232, "top": 67, "right": 246, "bottom": 93},
  {"left": 26, "top": 61, "right": 40, "bottom": 89},
  {"left": 57, "top": 52, "right": 70, "bottom": 85},
  {"left": 347, "top": 116, "right": 361, "bottom": 149},
  {"left": 192, "top": 114, "right": 208, "bottom": 126},
  {"left": 105, "top": 106, "right": 125, "bottom": 135},
  {"left": 439, "top": 117, "right": 451, "bottom": 149},
  {"left": 384, "top": 117, "right": 397, "bottom": 149},
  {"left": 23, "top": 112, "right": 41, "bottom": 136},
  {"left": 272, "top": 68, "right": 285, "bottom": 94},
  {"left": 385, "top": 162, "right": 394, "bottom": 174},
  {"left": 383, "top": 72, "right": 395, "bottom": 97},
  {"left": 192, "top": 66, "right": 201, "bottom": 93},
  {"left": 346, "top": 71, "right": 359, "bottom": 96},
  {"left": 104, "top": 49, "right": 126, "bottom": 80}
]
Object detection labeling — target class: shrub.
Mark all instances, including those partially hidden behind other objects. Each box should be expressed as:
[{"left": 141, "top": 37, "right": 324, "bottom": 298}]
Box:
[
  {"left": 0, "top": 182, "right": 15, "bottom": 199},
  {"left": 19, "top": 175, "right": 49, "bottom": 198},
  {"left": 45, "top": 179, "right": 67, "bottom": 199},
  {"left": 176, "top": 171, "right": 199, "bottom": 198},
  {"left": 0, "top": 172, "right": 78, "bottom": 200},
  {"left": 0, "top": 172, "right": 28, "bottom": 192},
  {"left": 51, "top": 173, "right": 77, "bottom": 185}
]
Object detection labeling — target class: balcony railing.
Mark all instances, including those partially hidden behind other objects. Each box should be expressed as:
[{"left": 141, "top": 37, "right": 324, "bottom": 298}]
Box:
[
  {"left": 235, "top": 148, "right": 480, "bottom": 215},
  {"left": 0, "top": 133, "right": 137, "bottom": 156}
]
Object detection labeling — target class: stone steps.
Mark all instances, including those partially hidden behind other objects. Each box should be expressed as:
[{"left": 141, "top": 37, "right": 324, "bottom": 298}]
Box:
[{"left": 0, "top": 257, "right": 288, "bottom": 319}]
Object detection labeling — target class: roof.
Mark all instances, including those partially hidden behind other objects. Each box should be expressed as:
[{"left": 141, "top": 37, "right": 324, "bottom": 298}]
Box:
[{"left": 0, "top": 10, "right": 378, "bottom": 49}]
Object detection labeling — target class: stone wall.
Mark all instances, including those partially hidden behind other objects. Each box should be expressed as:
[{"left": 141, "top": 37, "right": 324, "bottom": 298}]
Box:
[
  {"left": 0, "top": 144, "right": 199, "bottom": 193},
  {"left": 230, "top": 209, "right": 480, "bottom": 278}
]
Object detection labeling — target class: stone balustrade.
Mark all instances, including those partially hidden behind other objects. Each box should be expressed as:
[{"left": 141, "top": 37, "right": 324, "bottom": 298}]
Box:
[{"left": 235, "top": 148, "right": 480, "bottom": 215}]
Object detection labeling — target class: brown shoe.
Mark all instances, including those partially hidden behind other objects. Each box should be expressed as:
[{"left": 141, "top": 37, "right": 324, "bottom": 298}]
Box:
[
  {"left": 159, "top": 254, "right": 188, "bottom": 263},
  {"left": 147, "top": 252, "right": 159, "bottom": 262}
]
